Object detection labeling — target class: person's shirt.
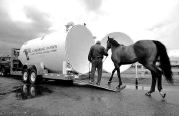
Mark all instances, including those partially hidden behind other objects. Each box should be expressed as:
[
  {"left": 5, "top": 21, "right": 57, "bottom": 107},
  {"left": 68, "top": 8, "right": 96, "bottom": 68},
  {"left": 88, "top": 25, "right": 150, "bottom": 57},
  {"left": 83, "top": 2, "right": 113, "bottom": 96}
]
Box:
[{"left": 88, "top": 44, "right": 108, "bottom": 62}]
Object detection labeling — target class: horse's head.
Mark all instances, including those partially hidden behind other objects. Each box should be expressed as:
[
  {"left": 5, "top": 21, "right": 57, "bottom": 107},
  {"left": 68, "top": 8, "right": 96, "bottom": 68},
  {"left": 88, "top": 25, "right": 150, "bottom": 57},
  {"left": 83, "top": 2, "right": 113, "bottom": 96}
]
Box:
[
  {"left": 106, "top": 36, "right": 113, "bottom": 51},
  {"left": 106, "top": 36, "right": 119, "bottom": 51}
]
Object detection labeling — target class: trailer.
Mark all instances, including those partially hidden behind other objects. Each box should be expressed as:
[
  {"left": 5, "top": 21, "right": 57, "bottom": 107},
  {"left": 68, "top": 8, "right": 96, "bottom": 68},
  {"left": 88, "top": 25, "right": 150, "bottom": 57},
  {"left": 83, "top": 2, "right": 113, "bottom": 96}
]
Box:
[{"left": 0, "top": 24, "right": 95, "bottom": 84}]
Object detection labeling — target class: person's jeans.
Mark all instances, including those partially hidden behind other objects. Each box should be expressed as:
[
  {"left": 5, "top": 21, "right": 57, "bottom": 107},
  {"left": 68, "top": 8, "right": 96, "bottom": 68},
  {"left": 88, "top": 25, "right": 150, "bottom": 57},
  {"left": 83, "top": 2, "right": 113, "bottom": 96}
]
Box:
[{"left": 90, "top": 59, "right": 102, "bottom": 84}]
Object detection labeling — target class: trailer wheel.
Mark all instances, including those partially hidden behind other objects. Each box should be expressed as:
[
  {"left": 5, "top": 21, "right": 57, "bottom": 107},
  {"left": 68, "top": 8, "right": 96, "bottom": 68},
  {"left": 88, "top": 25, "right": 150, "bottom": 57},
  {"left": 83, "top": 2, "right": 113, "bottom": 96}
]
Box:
[
  {"left": 22, "top": 69, "right": 29, "bottom": 83},
  {"left": 29, "top": 69, "right": 37, "bottom": 84}
]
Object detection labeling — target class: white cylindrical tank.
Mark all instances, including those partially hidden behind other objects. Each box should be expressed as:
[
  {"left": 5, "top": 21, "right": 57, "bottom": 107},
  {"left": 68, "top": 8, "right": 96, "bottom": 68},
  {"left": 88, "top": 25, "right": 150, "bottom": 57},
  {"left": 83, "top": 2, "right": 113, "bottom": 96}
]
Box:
[
  {"left": 19, "top": 25, "right": 94, "bottom": 74},
  {"left": 101, "top": 32, "right": 134, "bottom": 73}
]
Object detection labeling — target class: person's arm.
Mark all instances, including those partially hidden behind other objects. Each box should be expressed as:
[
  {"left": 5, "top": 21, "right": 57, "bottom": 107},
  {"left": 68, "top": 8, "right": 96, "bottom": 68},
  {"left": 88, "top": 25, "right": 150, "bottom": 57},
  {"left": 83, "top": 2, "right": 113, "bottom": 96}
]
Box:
[{"left": 102, "top": 47, "right": 108, "bottom": 56}]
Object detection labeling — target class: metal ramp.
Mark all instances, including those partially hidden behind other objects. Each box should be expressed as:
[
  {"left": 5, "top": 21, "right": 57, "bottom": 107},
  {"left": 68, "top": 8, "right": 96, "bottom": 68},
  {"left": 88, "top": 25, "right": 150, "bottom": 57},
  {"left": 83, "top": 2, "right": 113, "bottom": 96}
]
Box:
[{"left": 73, "top": 78, "right": 126, "bottom": 92}]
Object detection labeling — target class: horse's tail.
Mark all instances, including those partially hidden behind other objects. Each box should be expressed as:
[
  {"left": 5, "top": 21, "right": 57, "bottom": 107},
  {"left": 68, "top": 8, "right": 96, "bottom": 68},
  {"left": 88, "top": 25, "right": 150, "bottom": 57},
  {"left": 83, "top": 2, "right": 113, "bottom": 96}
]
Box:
[{"left": 153, "top": 40, "right": 173, "bottom": 83}]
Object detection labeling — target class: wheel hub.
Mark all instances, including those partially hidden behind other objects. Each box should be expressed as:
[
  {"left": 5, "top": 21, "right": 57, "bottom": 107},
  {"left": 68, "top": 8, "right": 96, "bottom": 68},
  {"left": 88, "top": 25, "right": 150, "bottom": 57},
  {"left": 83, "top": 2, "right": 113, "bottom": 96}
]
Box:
[
  {"left": 30, "top": 72, "right": 36, "bottom": 83},
  {"left": 23, "top": 72, "right": 28, "bottom": 81}
]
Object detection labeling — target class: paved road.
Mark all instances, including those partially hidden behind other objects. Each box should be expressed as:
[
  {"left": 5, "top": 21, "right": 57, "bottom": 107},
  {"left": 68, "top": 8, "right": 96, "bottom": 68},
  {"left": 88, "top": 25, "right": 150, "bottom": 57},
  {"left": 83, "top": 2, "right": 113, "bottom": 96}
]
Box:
[{"left": 0, "top": 76, "right": 179, "bottom": 116}]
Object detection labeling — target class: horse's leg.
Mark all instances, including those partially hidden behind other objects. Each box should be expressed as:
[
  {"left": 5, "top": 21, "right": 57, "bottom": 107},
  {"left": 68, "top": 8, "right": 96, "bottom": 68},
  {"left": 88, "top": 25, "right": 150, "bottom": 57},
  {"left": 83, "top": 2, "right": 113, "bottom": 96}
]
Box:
[
  {"left": 145, "top": 64, "right": 166, "bottom": 98},
  {"left": 145, "top": 71, "right": 156, "bottom": 96},
  {"left": 157, "top": 71, "right": 166, "bottom": 98},
  {"left": 143, "top": 63, "right": 159, "bottom": 96},
  {"left": 149, "top": 65, "right": 166, "bottom": 98},
  {"left": 108, "top": 68, "right": 116, "bottom": 84},
  {"left": 157, "top": 71, "right": 162, "bottom": 92},
  {"left": 115, "top": 64, "right": 123, "bottom": 89}
]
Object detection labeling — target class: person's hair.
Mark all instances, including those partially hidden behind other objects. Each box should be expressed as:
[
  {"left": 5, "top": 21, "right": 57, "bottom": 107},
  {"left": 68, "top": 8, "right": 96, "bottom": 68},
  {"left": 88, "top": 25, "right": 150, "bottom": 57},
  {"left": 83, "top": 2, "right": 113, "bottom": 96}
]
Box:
[{"left": 96, "top": 41, "right": 101, "bottom": 45}]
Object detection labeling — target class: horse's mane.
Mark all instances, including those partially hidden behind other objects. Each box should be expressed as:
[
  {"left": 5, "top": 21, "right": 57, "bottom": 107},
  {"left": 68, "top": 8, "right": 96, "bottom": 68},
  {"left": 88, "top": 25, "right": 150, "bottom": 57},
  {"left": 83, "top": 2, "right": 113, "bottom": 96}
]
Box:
[{"left": 109, "top": 38, "right": 120, "bottom": 47}]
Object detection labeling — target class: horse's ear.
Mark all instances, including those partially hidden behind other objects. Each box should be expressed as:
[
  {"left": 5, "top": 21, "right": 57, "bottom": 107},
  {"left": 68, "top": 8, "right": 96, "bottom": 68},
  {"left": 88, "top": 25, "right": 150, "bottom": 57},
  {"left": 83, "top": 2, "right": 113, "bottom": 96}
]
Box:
[{"left": 108, "top": 36, "right": 110, "bottom": 40}]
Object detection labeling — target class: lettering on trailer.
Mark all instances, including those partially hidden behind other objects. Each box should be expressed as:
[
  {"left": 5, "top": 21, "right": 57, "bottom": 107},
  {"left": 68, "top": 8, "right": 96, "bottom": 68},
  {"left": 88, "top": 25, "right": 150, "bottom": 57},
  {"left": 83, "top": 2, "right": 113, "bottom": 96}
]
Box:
[{"left": 23, "top": 45, "right": 58, "bottom": 60}]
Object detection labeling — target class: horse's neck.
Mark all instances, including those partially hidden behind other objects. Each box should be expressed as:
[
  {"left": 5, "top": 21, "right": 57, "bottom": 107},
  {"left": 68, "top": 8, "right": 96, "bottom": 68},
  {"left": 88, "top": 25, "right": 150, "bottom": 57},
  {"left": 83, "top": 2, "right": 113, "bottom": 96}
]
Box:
[{"left": 111, "top": 46, "right": 119, "bottom": 53}]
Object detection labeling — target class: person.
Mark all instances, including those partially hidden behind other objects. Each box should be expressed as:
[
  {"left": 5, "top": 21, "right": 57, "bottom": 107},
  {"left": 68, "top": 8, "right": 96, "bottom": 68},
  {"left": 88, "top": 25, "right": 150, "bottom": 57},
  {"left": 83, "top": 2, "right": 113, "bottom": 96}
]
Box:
[{"left": 88, "top": 41, "right": 108, "bottom": 85}]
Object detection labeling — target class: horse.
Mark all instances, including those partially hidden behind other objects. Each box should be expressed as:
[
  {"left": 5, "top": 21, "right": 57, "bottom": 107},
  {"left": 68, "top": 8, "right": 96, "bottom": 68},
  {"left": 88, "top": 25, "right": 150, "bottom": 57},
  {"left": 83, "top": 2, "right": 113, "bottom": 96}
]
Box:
[{"left": 106, "top": 36, "right": 173, "bottom": 98}]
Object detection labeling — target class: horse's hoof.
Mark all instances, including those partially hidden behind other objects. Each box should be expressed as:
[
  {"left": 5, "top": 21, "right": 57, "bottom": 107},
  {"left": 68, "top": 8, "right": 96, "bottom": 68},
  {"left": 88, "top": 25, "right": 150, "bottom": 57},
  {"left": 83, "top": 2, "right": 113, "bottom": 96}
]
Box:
[
  {"left": 116, "top": 84, "right": 126, "bottom": 90},
  {"left": 108, "top": 81, "right": 111, "bottom": 85},
  {"left": 160, "top": 92, "right": 166, "bottom": 99},
  {"left": 145, "top": 92, "right": 152, "bottom": 97}
]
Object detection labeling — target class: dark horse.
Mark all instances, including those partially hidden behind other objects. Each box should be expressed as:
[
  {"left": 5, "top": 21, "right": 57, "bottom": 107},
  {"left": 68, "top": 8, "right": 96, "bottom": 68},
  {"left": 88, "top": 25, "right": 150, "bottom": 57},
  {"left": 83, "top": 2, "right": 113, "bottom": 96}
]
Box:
[{"left": 106, "top": 36, "right": 173, "bottom": 98}]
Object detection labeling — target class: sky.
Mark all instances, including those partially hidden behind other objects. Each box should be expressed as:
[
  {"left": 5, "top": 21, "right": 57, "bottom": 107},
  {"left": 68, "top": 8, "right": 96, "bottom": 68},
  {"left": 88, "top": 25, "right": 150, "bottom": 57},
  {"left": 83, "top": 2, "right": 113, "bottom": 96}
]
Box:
[{"left": 0, "top": 0, "right": 179, "bottom": 57}]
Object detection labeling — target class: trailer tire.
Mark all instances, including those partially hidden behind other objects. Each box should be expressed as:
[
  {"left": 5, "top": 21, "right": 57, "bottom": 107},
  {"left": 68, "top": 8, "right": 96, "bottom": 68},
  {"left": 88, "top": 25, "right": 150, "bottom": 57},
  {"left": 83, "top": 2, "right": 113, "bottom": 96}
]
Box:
[
  {"left": 22, "top": 69, "right": 29, "bottom": 83},
  {"left": 29, "top": 68, "right": 38, "bottom": 84}
]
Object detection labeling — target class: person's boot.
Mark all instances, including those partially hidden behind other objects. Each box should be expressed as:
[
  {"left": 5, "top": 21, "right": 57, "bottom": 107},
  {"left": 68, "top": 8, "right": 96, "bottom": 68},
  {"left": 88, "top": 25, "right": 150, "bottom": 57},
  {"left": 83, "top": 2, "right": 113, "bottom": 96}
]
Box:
[
  {"left": 96, "top": 82, "right": 100, "bottom": 86},
  {"left": 89, "top": 80, "right": 94, "bottom": 85}
]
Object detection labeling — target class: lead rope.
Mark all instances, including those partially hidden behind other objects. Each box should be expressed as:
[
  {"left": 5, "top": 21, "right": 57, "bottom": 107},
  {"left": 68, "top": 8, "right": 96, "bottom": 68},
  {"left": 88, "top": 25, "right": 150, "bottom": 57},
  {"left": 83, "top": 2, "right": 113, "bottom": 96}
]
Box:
[{"left": 103, "top": 56, "right": 108, "bottom": 63}]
